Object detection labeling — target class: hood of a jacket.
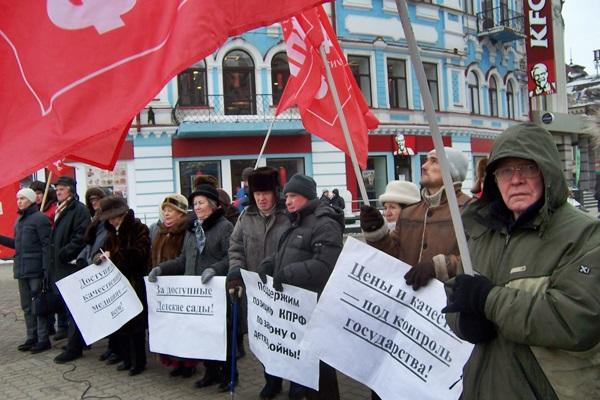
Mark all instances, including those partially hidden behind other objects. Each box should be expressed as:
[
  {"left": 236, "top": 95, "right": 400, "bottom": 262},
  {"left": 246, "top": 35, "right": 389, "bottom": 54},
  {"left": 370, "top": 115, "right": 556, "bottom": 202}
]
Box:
[{"left": 466, "top": 123, "right": 568, "bottom": 233}]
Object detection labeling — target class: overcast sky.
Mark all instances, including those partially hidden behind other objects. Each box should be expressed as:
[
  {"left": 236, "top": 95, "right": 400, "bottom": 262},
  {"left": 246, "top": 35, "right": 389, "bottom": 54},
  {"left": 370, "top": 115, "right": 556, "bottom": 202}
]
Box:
[{"left": 562, "top": 0, "right": 600, "bottom": 74}]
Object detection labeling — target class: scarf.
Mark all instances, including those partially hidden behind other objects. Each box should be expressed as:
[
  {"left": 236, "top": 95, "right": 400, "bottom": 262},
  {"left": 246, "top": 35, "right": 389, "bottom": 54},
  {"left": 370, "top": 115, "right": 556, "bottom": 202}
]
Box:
[
  {"left": 54, "top": 197, "right": 73, "bottom": 222},
  {"left": 194, "top": 219, "right": 206, "bottom": 254}
]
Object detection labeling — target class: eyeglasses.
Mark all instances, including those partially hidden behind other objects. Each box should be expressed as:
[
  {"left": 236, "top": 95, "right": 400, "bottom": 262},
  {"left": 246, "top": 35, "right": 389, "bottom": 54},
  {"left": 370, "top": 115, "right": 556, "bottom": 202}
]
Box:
[{"left": 493, "top": 164, "right": 540, "bottom": 181}]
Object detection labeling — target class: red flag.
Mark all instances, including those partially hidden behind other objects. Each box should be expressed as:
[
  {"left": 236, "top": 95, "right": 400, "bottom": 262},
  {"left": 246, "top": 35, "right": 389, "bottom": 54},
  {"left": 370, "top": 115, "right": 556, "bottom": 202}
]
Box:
[
  {"left": 276, "top": 6, "right": 379, "bottom": 169},
  {"left": 0, "top": 182, "right": 19, "bottom": 258},
  {"left": 0, "top": 0, "right": 327, "bottom": 188}
]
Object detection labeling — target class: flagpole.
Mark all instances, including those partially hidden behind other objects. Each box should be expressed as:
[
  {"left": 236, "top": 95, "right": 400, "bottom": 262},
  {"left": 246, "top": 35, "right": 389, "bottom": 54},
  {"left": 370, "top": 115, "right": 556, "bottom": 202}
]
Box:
[
  {"left": 394, "top": 0, "right": 473, "bottom": 275},
  {"left": 40, "top": 172, "right": 52, "bottom": 211},
  {"left": 254, "top": 116, "right": 277, "bottom": 169},
  {"left": 318, "top": 44, "right": 371, "bottom": 206}
]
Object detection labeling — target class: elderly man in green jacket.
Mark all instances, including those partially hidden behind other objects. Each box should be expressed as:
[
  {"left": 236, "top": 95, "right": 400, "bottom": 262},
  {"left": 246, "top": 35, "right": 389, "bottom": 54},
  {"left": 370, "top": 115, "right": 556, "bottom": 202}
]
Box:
[{"left": 443, "top": 123, "right": 600, "bottom": 399}]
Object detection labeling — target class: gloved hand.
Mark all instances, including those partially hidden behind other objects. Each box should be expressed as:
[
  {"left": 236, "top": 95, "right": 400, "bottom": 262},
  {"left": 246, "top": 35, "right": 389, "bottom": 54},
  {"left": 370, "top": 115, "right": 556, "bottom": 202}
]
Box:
[
  {"left": 148, "top": 266, "right": 161, "bottom": 283},
  {"left": 442, "top": 274, "right": 494, "bottom": 317},
  {"left": 458, "top": 312, "right": 497, "bottom": 344},
  {"left": 92, "top": 251, "right": 110, "bottom": 265},
  {"left": 404, "top": 259, "right": 436, "bottom": 290},
  {"left": 272, "top": 268, "right": 286, "bottom": 292},
  {"left": 360, "top": 205, "right": 384, "bottom": 232},
  {"left": 201, "top": 267, "right": 216, "bottom": 284},
  {"left": 257, "top": 258, "right": 274, "bottom": 284},
  {"left": 226, "top": 268, "right": 244, "bottom": 292}
]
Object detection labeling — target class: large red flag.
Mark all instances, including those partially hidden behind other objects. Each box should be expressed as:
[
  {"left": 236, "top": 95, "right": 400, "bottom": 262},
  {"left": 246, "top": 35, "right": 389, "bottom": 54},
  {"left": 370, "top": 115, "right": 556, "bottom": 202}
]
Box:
[
  {"left": 0, "top": 0, "right": 327, "bottom": 188},
  {"left": 0, "top": 182, "right": 19, "bottom": 259},
  {"left": 276, "top": 6, "right": 379, "bottom": 169}
]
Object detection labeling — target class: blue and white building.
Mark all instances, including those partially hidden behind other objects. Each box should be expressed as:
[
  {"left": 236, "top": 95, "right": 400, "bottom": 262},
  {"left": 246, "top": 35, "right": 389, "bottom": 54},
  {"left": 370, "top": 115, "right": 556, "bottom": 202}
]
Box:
[{"left": 72, "top": 0, "right": 531, "bottom": 221}]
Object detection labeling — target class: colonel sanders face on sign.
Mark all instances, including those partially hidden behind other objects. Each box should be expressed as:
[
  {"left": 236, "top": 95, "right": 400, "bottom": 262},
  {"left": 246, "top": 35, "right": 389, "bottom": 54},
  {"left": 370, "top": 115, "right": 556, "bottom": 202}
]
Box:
[{"left": 529, "top": 63, "right": 556, "bottom": 96}]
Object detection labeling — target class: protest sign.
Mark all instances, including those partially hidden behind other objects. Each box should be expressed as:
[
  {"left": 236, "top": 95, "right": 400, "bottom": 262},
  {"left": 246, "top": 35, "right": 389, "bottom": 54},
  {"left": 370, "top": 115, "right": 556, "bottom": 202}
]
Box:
[
  {"left": 145, "top": 276, "right": 227, "bottom": 360},
  {"left": 302, "top": 237, "right": 473, "bottom": 400},
  {"left": 55, "top": 258, "right": 143, "bottom": 345},
  {"left": 241, "top": 270, "right": 319, "bottom": 389}
]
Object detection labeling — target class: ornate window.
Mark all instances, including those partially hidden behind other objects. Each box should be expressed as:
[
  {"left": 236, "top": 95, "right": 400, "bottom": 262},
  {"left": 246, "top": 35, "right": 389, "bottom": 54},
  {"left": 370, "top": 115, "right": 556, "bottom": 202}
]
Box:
[
  {"left": 177, "top": 60, "right": 208, "bottom": 107},
  {"left": 489, "top": 76, "right": 498, "bottom": 117},
  {"left": 468, "top": 71, "right": 480, "bottom": 114},
  {"left": 223, "top": 50, "right": 256, "bottom": 115},
  {"left": 271, "top": 52, "right": 290, "bottom": 106}
]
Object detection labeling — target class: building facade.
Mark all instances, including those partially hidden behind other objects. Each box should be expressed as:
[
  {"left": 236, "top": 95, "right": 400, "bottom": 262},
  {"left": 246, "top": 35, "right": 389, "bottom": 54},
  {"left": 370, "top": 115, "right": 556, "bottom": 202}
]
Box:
[{"left": 71, "top": 0, "right": 531, "bottom": 222}]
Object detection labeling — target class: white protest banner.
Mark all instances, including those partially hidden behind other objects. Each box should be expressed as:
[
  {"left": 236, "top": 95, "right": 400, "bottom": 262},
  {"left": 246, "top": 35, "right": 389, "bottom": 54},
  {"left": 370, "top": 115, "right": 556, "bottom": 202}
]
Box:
[
  {"left": 55, "top": 258, "right": 143, "bottom": 345},
  {"left": 145, "top": 276, "right": 227, "bottom": 360},
  {"left": 302, "top": 237, "right": 473, "bottom": 400},
  {"left": 241, "top": 269, "right": 319, "bottom": 390}
]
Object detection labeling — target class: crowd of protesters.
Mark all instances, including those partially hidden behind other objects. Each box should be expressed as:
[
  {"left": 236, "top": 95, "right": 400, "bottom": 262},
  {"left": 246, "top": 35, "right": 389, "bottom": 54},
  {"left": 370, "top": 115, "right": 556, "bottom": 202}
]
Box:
[{"left": 1, "top": 122, "right": 598, "bottom": 399}]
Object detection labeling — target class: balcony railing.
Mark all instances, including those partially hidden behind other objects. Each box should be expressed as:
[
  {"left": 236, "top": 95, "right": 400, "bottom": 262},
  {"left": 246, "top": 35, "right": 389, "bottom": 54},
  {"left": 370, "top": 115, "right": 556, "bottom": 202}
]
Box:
[
  {"left": 172, "top": 94, "right": 301, "bottom": 124},
  {"left": 477, "top": 6, "right": 525, "bottom": 42}
]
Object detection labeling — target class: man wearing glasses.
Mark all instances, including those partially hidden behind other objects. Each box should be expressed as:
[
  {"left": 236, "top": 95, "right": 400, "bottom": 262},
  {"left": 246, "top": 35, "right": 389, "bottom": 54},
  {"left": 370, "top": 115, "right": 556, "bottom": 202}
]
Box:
[{"left": 442, "top": 123, "right": 600, "bottom": 399}]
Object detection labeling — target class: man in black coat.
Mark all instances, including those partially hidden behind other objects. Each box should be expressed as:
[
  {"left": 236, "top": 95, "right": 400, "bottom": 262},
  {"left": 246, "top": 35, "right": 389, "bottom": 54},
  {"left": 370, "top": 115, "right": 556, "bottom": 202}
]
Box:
[
  {"left": 48, "top": 176, "right": 90, "bottom": 363},
  {"left": 0, "top": 188, "right": 51, "bottom": 353}
]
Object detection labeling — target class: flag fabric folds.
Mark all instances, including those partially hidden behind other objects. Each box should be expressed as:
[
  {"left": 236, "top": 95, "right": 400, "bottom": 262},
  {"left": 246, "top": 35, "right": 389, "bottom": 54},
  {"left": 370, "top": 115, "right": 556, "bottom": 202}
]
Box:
[
  {"left": 0, "top": 0, "right": 326, "bottom": 188},
  {"left": 276, "top": 6, "right": 379, "bottom": 169}
]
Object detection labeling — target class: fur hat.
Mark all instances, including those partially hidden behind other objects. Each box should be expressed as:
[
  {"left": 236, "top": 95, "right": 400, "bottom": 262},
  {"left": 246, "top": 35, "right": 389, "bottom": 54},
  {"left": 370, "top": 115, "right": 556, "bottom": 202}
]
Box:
[
  {"left": 217, "top": 189, "right": 232, "bottom": 207},
  {"left": 283, "top": 174, "right": 317, "bottom": 200},
  {"left": 193, "top": 174, "right": 218, "bottom": 189},
  {"left": 189, "top": 184, "right": 220, "bottom": 205},
  {"left": 85, "top": 187, "right": 107, "bottom": 215},
  {"left": 471, "top": 157, "right": 489, "bottom": 195},
  {"left": 248, "top": 167, "right": 280, "bottom": 206},
  {"left": 161, "top": 193, "right": 189, "bottom": 215},
  {"left": 55, "top": 175, "right": 77, "bottom": 194},
  {"left": 379, "top": 181, "right": 421, "bottom": 206},
  {"left": 99, "top": 196, "right": 129, "bottom": 220},
  {"left": 17, "top": 188, "right": 37, "bottom": 204},
  {"left": 428, "top": 147, "right": 469, "bottom": 182}
]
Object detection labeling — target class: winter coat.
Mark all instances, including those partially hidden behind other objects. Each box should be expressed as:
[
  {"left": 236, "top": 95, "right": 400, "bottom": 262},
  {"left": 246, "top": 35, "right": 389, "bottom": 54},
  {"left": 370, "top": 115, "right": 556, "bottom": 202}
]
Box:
[
  {"left": 0, "top": 204, "right": 51, "bottom": 279},
  {"left": 229, "top": 203, "right": 290, "bottom": 275},
  {"left": 262, "top": 199, "right": 344, "bottom": 295},
  {"left": 48, "top": 198, "right": 91, "bottom": 283},
  {"left": 449, "top": 124, "right": 600, "bottom": 400},
  {"left": 151, "top": 218, "right": 188, "bottom": 266},
  {"left": 103, "top": 210, "right": 151, "bottom": 334},
  {"left": 364, "top": 185, "right": 472, "bottom": 281},
  {"left": 329, "top": 193, "right": 345, "bottom": 210},
  {"left": 76, "top": 217, "right": 107, "bottom": 267},
  {"left": 158, "top": 207, "right": 233, "bottom": 277}
]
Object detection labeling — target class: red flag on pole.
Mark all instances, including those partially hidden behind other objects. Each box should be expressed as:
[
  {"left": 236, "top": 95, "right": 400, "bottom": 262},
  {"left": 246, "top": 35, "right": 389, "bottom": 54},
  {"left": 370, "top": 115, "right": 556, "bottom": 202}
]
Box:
[
  {"left": 0, "top": 0, "right": 327, "bottom": 188},
  {"left": 276, "top": 6, "right": 379, "bottom": 169},
  {"left": 0, "top": 182, "right": 19, "bottom": 258}
]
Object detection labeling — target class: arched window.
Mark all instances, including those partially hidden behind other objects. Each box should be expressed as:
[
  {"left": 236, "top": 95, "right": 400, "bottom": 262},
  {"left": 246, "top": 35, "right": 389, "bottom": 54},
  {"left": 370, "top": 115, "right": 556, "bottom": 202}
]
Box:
[
  {"left": 223, "top": 50, "right": 256, "bottom": 115},
  {"left": 178, "top": 60, "right": 207, "bottom": 107},
  {"left": 506, "top": 80, "right": 515, "bottom": 119},
  {"left": 271, "top": 52, "right": 290, "bottom": 106},
  {"left": 468, "top": 71, "right": 480, "bottom": 114},
  {"left": 489, "top": 76, "right": 498, "bottom": 117}
]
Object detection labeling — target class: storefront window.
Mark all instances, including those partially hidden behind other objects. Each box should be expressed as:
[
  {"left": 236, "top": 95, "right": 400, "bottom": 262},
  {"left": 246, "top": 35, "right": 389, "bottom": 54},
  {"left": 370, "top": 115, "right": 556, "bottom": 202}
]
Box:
[
  {"left": 230, "top": 159, "right": 257, "bottom": 198},
  {"left": 360, "top": 156, "right": 388, "bottom": 204},
  {"left": 178, "top": 160, "right": 221, "bottom": 198},
  {"left": 266, "top": 158, "right": 305, "bottom": 187},
  {"left": 85, "top": 164, "right": 129, "bottom": 198}
]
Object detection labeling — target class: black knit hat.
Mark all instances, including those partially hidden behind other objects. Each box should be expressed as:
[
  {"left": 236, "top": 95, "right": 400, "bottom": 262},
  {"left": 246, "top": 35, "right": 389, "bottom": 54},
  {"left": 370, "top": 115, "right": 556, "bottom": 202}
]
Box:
[
  {"left": 98, "top": 196, "right": 129, "bottom": 220},
  {"left": 29, "top": 180, "right": 46, "bottom": 193},
  {"left": 283, "top": 174, "right": 317, "bottom": 200},
  {"left": 55, "top": 176, "right": 77, "bottom": 194},
  {"left": 189, "top": 184, "right": 220, "bottom": 205}
]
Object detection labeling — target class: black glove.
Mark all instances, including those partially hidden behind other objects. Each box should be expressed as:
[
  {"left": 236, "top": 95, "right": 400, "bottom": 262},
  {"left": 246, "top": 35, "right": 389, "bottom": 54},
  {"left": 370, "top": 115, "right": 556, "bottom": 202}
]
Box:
[
  {"left": 257, "top": 258, "right": 274, "bottom": 284},
  {"left": 226, "top": 267, "right": 244, "bottom": 292},
  {"left": 442, "top": 274, "right": 494, "bottom": 317},
  {"left": 458, "top": 312, "right": 497, "bottom": 344},
  {"left": 360, "top": 205, "right": 384, "bottom": 232},
  {"left": 404, "top": 259, "right": 436, "bottom": 290},
  {"left": 272, "top": 268, "right": 286, "bottom": 292}
]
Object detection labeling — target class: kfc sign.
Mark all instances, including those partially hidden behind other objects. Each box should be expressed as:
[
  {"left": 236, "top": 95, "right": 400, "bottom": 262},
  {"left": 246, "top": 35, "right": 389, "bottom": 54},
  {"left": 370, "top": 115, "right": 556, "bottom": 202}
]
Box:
[{"left": 525, "top": 0, "right": 556, "bottom": 97}]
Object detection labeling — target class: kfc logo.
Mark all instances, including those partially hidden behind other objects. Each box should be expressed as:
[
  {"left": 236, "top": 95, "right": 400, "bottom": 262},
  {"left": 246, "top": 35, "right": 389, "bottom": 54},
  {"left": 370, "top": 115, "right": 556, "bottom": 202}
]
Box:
[{"left": 529, "top": 63, "right": 556, "bottom": 97}]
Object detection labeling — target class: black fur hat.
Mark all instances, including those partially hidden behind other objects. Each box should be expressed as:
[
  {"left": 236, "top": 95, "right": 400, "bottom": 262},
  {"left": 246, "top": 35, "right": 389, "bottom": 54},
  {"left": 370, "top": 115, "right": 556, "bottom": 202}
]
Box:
[
  {"left": 99, "top": 196, "right": 129, "bottom": 220},
  {"left": 248, "top": 167, "right": 280, "bottom": 206}
]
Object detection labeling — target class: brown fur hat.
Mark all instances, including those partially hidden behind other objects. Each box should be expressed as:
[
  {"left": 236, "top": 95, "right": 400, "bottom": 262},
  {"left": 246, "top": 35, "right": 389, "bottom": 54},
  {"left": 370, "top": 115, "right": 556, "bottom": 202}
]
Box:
[
  {"left": 248, "top": 167, "right": 280, "bottom": 206},
  {"left": 193, "top": 174, "right": 218, "bottom": 189},
  {"left": 99, "top": 196, "right": 129, "bottom": 220}
]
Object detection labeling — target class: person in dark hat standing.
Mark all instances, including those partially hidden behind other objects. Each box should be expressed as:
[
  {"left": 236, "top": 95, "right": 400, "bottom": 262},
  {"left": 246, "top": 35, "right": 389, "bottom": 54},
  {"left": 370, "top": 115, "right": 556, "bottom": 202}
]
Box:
[
  {"left": 29, "top": 180, "right": 58, "bottom": 226},
  {"left": 95, "top": 196, "right": 150, "bottom": 376},
  {"left": 148, "top": 184, "right": 234, "bottom": 390},
  {"left": 227, "top": 166, "right": 290, "bottom": 399},
  {"left": 49, "top": 176, "right": 91, "bottom": 363},
  {"left": 257, "top": 173, "right": 344, "bottom": 400}
]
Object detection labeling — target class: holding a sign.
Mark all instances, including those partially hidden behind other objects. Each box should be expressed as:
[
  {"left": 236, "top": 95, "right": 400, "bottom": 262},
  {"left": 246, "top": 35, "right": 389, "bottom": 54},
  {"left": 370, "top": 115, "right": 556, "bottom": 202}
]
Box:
[
  {"left": 55, "top": 258, "right": 143, "bottom": 346},
  {"left": 302, "top": 238, "right": 473, "bottom": 400},
  {"left": 145, "top": 276, "right": 227, "bottom": 360},
  {"left": 241, "top": 270, "right": 319, "bottom": 389}
]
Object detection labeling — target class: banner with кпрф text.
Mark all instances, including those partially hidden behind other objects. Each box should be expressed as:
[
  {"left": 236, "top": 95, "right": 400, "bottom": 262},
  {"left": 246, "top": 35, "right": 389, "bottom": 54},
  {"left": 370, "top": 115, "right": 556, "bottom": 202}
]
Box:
[
  {"left": 302, "top": 237, "right": 474, "bottom": 400},
  {"left": 145, "top": 276, "right": 227, "bottom": 360},
  {"left": 56, "top": 258, "right": 143, "bottom": 345},
  {"left": 241, "top": 270, "right": 319, "bottom": 390}
]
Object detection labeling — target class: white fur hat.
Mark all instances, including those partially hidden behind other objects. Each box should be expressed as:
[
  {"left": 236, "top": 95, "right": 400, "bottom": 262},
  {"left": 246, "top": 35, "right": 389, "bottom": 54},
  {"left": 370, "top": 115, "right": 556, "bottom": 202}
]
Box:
[
  {"left": 379, "top": 181, "right": 421, "bottom": 205},
  {"left": 17, "top": 188, "right": 37, "bottom": 204}
]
